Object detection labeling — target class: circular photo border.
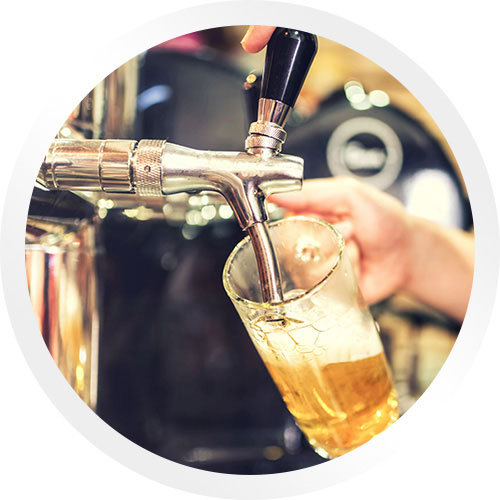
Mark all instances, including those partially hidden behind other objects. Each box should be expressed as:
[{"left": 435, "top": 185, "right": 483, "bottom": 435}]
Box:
[{"left": 1, "top": 2, "right": 497, "bottom": 499}]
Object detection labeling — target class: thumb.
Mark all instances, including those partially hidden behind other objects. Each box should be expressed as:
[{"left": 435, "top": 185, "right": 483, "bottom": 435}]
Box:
[{"left": 241, "top": 25, "right": 276, "bottom": 53}]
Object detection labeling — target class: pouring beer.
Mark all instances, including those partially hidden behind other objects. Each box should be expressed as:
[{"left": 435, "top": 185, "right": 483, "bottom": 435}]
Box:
[
  {"left": 223, "top": 216, "right": 399, "bottom": 458},
  {"left": 226, "top": 28, "right": 398, "bottom": 458},
  {"left": 31, "top": 26, "right": 400, "bottom": 462}
]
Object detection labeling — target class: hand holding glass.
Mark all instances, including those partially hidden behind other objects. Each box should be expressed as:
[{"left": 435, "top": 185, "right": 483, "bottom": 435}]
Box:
[{"left": 223, "top": 216, "right": 398, "bottom": 458}]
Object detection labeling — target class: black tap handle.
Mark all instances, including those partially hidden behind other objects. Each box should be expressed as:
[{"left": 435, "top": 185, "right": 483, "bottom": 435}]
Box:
[{"left": 260, "top": 28, "right": 318, "bottom": 108}]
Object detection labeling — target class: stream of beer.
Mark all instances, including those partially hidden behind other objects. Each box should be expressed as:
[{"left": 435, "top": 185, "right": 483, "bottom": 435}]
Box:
[{"left": 247, "top": 222, "right": 284, "bottom": 303}]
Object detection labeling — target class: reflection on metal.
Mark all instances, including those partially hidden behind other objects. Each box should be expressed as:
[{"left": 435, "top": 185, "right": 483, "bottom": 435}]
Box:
[
  {"left": 39, "top": 139, "right": 303, "bottom": 231},
  {"left": 25, "top": 217, "right": 99, "bottom": 409},
  {"left": 64, "top": 56, "right": 140, "bottom": 140},
  {"left": 38, "top": 139, "right": 136, "bottom": 193},
  {"left": 34, "top": 49, "right": 141, "bottom": 355},
  {"left": 245, "top": 98, "right": 291, "bottom": 156}
]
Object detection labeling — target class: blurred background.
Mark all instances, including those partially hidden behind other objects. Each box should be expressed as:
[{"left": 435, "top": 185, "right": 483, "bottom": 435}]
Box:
[{"left": 25, "top": 26, "right": 472, "bottom": 474}]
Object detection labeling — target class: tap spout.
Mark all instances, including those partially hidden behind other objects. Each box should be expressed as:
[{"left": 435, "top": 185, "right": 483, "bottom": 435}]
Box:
[{"left": 159, "top": 142, "right": 302, "bottom": 229}]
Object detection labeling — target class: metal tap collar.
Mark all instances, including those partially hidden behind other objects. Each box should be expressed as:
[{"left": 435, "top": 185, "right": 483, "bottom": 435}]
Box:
[
  {"left": 257, "top": 98, "right": 291, "bottom": 127},
  {"left": 245, "top": 98, "right": 292, "bottom": 156}
]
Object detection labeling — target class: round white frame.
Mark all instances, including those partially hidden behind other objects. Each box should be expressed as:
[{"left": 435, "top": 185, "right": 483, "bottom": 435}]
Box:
[{"left": 1, "top": 2, "right": 497, "bottom": 499}]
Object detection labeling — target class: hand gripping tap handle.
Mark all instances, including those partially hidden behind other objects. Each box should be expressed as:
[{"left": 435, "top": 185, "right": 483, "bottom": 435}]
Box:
[{"left": 246, "top": 28, "right": 318, "bottom": 155}]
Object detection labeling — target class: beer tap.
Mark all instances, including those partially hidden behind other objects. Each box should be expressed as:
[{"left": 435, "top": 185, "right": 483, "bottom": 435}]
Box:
[
  {"left": 38, "top": 139, "right": 303, "bottom": 231},
  {"left": 243, "top": 27, "right": 318, "bottom": 302},
  {"left": 29, "top": 28, "right": 319, "bottom": 416},
  {"left": 38, "top": 28, "right": 317, "bottom": 233}
]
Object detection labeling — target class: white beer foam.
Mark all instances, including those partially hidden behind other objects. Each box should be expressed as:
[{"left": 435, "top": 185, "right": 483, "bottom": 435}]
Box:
[{"left": 250, "top": 303, "right": 383, "bottom": 366}]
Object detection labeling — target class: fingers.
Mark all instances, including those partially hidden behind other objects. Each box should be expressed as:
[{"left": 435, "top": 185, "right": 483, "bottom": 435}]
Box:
[
  {"left": 241, "top": 25, "right": 276, "bottom": 53},
  {"left": 332, "top": 220, "right": 354, "bottom": 240},
  {"left": 274, "top": 210, "right": 354, "bottom": 238},
  {"left": 268, "top": 178, "right": 355, "bottom": 215}
]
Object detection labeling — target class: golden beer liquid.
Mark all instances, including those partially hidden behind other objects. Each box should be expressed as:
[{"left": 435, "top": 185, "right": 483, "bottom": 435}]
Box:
[
  {"left": 248, "top": 297, "right": 399, "bottom": 458},
  {"left": 264, "top": 352, "right": 399, "bottom": 457}
]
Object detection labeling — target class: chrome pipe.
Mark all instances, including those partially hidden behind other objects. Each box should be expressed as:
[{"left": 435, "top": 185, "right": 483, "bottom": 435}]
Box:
[{"left": 26, "top": 217, "right": 99, "bottom": 409}]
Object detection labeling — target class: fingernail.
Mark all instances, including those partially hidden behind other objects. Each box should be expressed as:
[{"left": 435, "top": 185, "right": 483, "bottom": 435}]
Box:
[{"left": 241, "top": 26, "right": 255, "bottom": 48}]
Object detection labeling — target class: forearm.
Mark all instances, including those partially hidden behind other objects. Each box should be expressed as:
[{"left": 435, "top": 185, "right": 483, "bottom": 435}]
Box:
[{"left": 403, "top": 215, "right": 474, "bottom": 322}]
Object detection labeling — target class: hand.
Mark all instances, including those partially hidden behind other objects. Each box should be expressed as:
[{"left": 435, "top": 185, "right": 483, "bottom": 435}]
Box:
[
  {"left": 241, "top": 26, "right": 276, "bottom": 53},
  {"left": 270, "top": 176, "right": 412, "bottom": 305},
  {"left": 269, "top": 176, "right": 474, "bottom": 322}
]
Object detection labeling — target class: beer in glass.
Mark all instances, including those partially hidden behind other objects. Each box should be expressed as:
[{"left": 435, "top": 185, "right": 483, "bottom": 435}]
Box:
[{"left": 223, "top": 216, "right": 398, "bottom": 458}]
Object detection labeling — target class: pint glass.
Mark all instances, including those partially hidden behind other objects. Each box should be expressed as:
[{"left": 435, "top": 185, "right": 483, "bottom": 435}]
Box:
[{"left": 223, "top": 216, "right": 399, "bottom": 458}]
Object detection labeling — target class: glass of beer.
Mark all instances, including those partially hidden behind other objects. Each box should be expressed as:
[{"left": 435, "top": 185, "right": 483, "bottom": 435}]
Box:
[{"left": 223, "top": 216, "right": 399, "bottom": 458}]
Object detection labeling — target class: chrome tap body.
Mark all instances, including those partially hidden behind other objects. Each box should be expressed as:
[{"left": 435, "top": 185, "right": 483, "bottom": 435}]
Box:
[
  {"left": 38, "top": 138, "right": 303, "bottom": 230},
  {"left": 37, "top": 28, "right": 318, "bottom": 231}
]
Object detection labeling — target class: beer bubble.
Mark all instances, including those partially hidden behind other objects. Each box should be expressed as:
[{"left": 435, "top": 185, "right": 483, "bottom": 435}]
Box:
[
  {"left": 253, "top": 317, "right": 277, "bottom": 335},
  {"left": 266, "top": 332, "right": 297, "bottom": 353},
  {"left": 311, "top": 293, "right": 331, "bottom": 310},
  {"left": 283, "top": 289, "right": 307, "bottom": 300},
  {"left": 250, "top": 326, "right": 266, "bottom": 343},
  {"left": 312, "top": 313, "right": 337, "bottom": 332},
  {"left": 288, "top": 328, "right": 319, "bottom": 349},
  {"left": 314, "top": 331, "right": 331, "bottom": 349},
  {"left": 295, "top": 344, "right": 314, "bottom": 353},
  {"left": 313, "top": 346, "right": 326, "bottom": 356},
  {"left": 294, "top": 238, "right": 322, "bottom": 263}
]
